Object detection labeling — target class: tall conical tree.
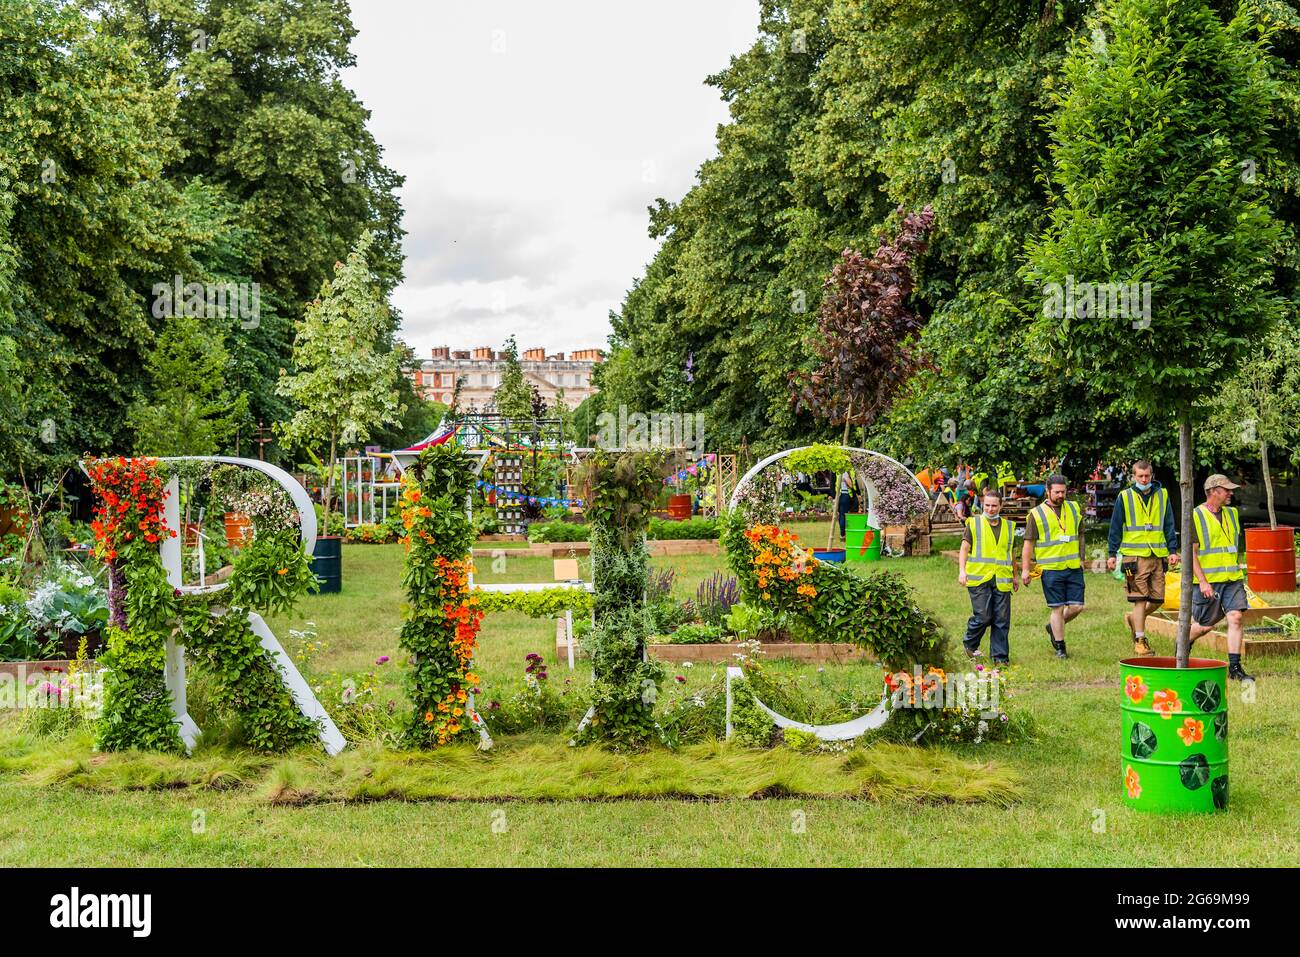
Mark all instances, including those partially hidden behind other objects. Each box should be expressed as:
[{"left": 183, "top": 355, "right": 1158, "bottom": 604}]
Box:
[
  {"left": 1023, "top": 0, "right": 1283, "bottom": 665},
  {"left": 494, "top": 336, "right": 533, "bottom": 420}
]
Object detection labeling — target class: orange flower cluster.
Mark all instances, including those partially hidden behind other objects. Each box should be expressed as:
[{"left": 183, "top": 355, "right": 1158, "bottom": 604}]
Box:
[
  {"left": 741, "top": 524, "right": 817, "bottom": 602},
  {"left": 882, "top": 666, "right": 947, "bottom": 707},
  {"left": 398, "top": 480, "right": 437, "bottom": 549},
  {"left": 428, "top": 554, "right": 484, "bottom": 745},
  {"left": 85, "top": 457, "right": 175, "bottom": 563}
]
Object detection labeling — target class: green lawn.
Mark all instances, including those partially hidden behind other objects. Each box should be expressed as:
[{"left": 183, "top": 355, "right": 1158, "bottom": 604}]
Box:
[{"left": 2, "top": 524, "right": 1298, "bottom": 867}]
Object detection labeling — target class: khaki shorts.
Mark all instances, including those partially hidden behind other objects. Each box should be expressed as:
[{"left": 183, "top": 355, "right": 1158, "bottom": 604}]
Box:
[{"left": 1122, "top": 555, "right": 1167, "bottom": 603}]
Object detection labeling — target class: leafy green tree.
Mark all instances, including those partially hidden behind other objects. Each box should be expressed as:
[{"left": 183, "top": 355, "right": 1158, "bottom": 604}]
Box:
[
  {"left": 1023, "top": 0, "right": 1283, "bottom": 663},
  {"left": 607, "top": 0, "right": 833, "bottom": 453},
  {"left": 128, "top": 315, "right": 247, "bottom": 456},
  {"left": 1202, "top": 320, "right": 1300, "bottom": 529},
  {"left": 493, "top": 336, "right": 533, "bottom": 420},
  {"left": 90, "top": 0, "right": 406, "bottom": 310},
  {"left": 0, "top": 0, "right": 209, "bottom": 465},
  {"left": 277, "top": 232, "right": 403, "bottom": 528},
  {"left": 570, "top": 391, "right": 606, "bottom": 446}
]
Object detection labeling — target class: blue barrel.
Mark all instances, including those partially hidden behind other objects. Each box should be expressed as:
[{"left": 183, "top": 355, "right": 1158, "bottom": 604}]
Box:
[{"left": 311, "top": 536, "right": 343, "bottom": 594}]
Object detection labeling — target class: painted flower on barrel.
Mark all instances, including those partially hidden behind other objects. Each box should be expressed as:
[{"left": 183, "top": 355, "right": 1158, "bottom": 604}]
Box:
[
  {"left": 1176, "top": 717, "right": 1204, "bottom": 746},
  {"left": 1152, "top": 688, "right": 1182, "bottom": 720},
  {"left": 1124, "top": 764, "right": 1142, "bottom": 800},
  {"left": 1124, "top": 674, "right": 1149, "bottom": 704}
]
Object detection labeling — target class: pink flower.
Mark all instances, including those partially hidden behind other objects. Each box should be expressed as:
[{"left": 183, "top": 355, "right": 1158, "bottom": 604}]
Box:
[{"left": 376, "top": 655, "right": 390, "bottom": 665}]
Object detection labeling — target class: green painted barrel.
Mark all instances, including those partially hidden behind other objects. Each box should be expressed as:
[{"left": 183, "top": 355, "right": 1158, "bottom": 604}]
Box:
[
  {"left": 844, "top": 513, "right": 880, "bottom": 563},
  {"left": 1120, "top": 656, "right": 1228, "bottom": 814}
]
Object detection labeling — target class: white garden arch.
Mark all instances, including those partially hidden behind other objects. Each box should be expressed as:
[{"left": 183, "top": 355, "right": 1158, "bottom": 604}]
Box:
[
  {"left": 724, "top": 446, "right": 927, "bottom": 742},
  {"left": 157, "top": 457, "right": 344, "bottom": 755},
  {"left": 729, "top": 445, "right": 929, "bottom": 526}
]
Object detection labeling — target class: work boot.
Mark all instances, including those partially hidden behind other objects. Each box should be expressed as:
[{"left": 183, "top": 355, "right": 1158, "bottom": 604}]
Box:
[
  {"left": 1228, "top": 662, "right": 1255, "bottom": 682},
  {"left": 1045, "top": 623, "right": 1067, "bottom": 658},
  {"left": 1133, "top": 636, "right": 1155, "bottom": 656}
]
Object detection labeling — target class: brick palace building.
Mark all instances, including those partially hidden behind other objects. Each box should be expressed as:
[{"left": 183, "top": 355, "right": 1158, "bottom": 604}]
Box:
[{"left": 408, "top": 346, "right": 604, "bottom": 409}]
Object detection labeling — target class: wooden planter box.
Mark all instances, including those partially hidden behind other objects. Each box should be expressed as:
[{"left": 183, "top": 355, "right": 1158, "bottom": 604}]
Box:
[
  {"left": 554, "top": 622, "right": 867, "bottom": 665},
  {"left": 473, "top": 539, "right": 719, "bottom": 560},
  {"left": 0, "top": 659, "right": 94, "bottom": 681},
  {"left": 1145, "top": 610, "right": 1300, "bottom": 659}
]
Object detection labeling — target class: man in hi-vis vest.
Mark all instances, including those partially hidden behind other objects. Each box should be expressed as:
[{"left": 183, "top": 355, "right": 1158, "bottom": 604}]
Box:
[
  {"left": 1021, "top": 474, "right": 1086, "bottom": 659},
  {"left": 1106, "top": 459, "right": 1179, "bottom": 657},
  {"left": 957, "top": 488, "right": 1020, "bottom": 664},
  {"left": 1190, "top": 474, "right": 1254, "bottom": 682}
]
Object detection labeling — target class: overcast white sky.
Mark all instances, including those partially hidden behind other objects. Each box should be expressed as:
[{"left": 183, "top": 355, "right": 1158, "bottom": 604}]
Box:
[{"left": 342, "top": 0, "right": 759, "bottom": 359}]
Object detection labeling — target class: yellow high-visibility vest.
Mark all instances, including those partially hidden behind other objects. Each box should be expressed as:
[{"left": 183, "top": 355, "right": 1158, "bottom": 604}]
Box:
[
  {"left": 1031, "top": 500, "right": 1082, "bottom": 570},
  {"left": 1193, "top": 504, "right": 1243, "bottom": 583},
  {"left": 1119, "top": 487, "right": 1170, "bottom": 558},
  {"left": 965, "top": 514, "right": 1016, "bottom": 592}
]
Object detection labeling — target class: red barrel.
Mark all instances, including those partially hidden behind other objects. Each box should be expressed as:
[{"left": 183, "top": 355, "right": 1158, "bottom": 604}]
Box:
[
  {"left": 667, "top": 493, "right": 692, "bottom": 520},
  {"left": 1245, "top": 525, "right": 1296, "bottom": 594}
]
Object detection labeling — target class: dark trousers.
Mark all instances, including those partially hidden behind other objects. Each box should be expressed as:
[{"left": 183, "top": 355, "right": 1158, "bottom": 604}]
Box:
[
  {"left": 964, "top": 580, "right": 1011, "bottom": 660},
  {"left": 837, "top": 492, "right": 856, "bottom": 536}
]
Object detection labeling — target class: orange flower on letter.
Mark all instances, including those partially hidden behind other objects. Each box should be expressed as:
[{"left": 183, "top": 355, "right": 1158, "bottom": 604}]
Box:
[
  {"left": 1152, "top": 688, "right": 1182, "bottom": 720},
  {"left": 1124, "top": 674, "right": 1149, "bottom": 704},
  {"left": 1176, "top": 717, "right": 1204, "bottom": 746},
  {"left": 1124, "top": 764, "right": 1141, "bottom": 800}
]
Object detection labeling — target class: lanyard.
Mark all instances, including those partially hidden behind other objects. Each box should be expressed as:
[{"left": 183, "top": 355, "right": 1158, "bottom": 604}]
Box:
[{"left": 1042, "top": 502, "right": 1070, "bottom": 540}]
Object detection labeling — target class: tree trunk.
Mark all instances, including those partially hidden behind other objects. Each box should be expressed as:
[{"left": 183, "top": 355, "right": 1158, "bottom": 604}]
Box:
[
  {"left": 1261, "top": 439, "right": 1276, "bottom": 530},
  {"left": 826, "top": 398, "right": 854, "bottom": 551},
  {"left": 324, "top": 429, "right": 337, "bottom": 533},
  {"left": 1176, "top": 418, "right": 1195, "bottom": 668}
]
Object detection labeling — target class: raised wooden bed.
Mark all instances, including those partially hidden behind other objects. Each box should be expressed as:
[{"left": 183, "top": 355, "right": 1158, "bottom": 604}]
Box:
[
  {"left": 0, "top": 659, "right": 93, "bottom": 681},
  {"left": 650, "top": 642, "right": 869, "bottom": 663},
  {"left": 1144, "top": 611, "right": 1300, "bottom": 659},
  {"left": 553, "top": 622, "right": 867, "bottom": 665},
  {"left": 647, "top": 540, "right": 721, "bottom": 556},
  {"left": 473, "top": 539, "right": 720, "bottom": 560}
]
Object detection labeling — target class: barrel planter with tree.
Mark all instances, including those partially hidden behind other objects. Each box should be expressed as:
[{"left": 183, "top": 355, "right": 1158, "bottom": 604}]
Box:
[
  {"left": 1202, "top": 323, "right": 1300, "bottom": 596},
  {"left": 1022, "top": 0, "right": 1279, "bottom": 812},
  {"left": 1121, "top": 657, "right": 1228, "bottom": 814},
  {"left": 1244, "top": 525, "right": 1295, "bottom": 594},
  {"left": 275, "top": 232, "right": 405, "bottom": 600}
]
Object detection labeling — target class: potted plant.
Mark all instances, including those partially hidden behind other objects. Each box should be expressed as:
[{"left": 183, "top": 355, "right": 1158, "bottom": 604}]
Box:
[{"left": 1203, "top": 323, "right": 1300, "bottom": 594}]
